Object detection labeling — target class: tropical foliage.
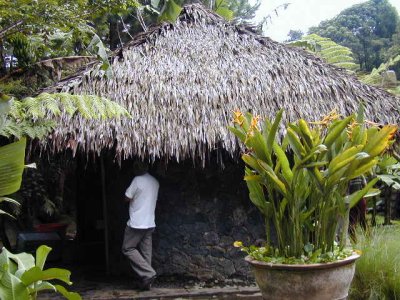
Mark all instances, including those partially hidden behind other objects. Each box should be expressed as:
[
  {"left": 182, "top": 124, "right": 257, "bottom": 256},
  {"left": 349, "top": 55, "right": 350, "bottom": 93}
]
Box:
[
  {"left": 1, "top": 93, "right": 130, "bottom": 139},
  {"left": 0, "top": 245, "right": 81, "bottom": 300},
  {"left": 0, "top": 91, "right": 129, "bottom": 221},
  {"left": 0, "top": 138, "right": 26, "bottom": 218},
  {"left": 308, "top": 0, "right": 399, "bottom": 71},
  {"left": 230, "top": 108, "right": 396, "bottom": 262},
  {"left": 373, "top": 155, "right": 400, "bottom": 225},
  {"left": 288, "top": 34, "right": 358, "bottom": 71},
  {"left": 359, "top": 54, "right": 400, "bottom": 86}
]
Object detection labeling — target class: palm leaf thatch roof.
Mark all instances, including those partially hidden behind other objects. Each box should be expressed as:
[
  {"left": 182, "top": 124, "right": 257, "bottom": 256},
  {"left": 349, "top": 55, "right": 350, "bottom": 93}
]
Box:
[{"left": 48, "top": 4, "right": 400, "bottom": 164}]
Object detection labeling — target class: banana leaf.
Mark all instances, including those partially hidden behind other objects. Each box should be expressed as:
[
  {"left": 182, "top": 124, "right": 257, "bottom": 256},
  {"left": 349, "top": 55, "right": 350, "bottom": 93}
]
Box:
[{"left": 0, "top": 138, "right": 26, "bottom": 196}]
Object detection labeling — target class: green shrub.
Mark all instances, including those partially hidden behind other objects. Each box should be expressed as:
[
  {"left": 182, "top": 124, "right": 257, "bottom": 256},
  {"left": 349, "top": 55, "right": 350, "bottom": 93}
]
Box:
[
  {"left": 0, "top": 245, "right": 81, "bottom": 300},
  {"left": 350, "top": 226, "right": 400, "bottom": 299}
]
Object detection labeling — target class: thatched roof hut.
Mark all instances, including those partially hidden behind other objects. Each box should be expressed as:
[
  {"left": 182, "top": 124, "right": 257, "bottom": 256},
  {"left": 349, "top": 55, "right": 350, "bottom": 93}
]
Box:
[{"left": 49, "top": 4, "right": 400, "bottom": 163}]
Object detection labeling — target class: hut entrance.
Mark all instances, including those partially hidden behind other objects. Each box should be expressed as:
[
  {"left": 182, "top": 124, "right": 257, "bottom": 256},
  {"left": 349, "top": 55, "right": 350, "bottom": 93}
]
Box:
[{"left": 64, "top": 152, "right": 265, "bottom": 280}]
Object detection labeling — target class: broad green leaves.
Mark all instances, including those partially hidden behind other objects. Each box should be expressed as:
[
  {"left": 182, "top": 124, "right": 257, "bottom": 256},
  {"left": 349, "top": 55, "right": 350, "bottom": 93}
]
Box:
[
  {"left": 214, "top": 0, "right": 234, "bottom": 21},
  {"left": 230, "top": 108, "right": 396, "bottom": 259},
  {"left": 158, "top": 0, "right": 183, "bottom": 23},
  {"left": 0, "top": 138, "right": 26, "bottom": 196},
  {"left": 0, "top": 246, "right": 81, "bottom": 300}
]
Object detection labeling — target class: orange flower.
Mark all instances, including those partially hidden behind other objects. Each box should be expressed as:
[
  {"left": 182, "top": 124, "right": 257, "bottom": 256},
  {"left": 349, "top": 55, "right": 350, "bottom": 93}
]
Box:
[
  {"left": 311, "top": 109, "right": 341, "bottom": 126},
  {"left": 388, "top": 125, "right": 398, "bottom": 141},
  {"left": 250, "top": 115, "right": 260, "bottom": 131},
  {"left": 233, "top": 110, "right": 244, "bottom": 126},
  {"left": 346, "top": 120, "right": 359, "bottom": 140}
]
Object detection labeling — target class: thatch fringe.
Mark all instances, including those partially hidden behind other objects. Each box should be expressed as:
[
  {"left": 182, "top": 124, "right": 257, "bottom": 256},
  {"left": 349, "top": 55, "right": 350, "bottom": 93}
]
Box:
[{"left": 46, "top": 4, "right": 400, "bottom": 164}]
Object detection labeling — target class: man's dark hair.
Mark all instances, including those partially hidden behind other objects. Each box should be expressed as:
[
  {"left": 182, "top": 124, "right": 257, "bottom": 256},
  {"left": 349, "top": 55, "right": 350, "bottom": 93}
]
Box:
[{"left": 134, "top": 161, "right": 149, "bottom": 175}]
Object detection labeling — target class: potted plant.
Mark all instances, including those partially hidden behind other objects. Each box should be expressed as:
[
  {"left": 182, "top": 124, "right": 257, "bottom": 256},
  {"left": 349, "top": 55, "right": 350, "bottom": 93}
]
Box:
[{"left": 229, "top": 108, "right": 397, "bottom": 300}]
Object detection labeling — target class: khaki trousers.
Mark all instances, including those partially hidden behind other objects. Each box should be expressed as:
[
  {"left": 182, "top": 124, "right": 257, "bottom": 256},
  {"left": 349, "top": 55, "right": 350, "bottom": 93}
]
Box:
[{"left": 122, "top": 226, "right": 156, "bottom": 281}]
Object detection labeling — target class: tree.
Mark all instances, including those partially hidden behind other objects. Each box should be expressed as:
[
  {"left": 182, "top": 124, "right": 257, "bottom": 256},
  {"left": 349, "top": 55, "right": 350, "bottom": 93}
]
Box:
[
  {"left": 309, "top": 0, "right": 400, "bottom": 71},
  {"left": 286, "top": 30, "right": 304, "bottom": 42}
]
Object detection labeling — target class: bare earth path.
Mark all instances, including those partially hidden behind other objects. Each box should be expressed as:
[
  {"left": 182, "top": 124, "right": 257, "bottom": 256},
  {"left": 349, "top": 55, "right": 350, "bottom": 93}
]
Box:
[{"left": 38, "top": 285, "right": 262, "bottom": 299}]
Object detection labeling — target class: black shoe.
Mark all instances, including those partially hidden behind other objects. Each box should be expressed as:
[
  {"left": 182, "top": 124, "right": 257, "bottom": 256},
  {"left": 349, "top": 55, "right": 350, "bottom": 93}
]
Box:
[{"left": 140, "top": 276, "right": 156, "bottom": 291}]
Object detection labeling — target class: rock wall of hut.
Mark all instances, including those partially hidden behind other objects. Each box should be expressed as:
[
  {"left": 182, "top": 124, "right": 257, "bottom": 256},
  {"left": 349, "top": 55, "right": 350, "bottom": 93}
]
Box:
[
  {"left": 74, "top": 155, "right": 265, "bottom": 281},
  {"left": 151, "top": 161, "right": 264, "bottom": 281}
]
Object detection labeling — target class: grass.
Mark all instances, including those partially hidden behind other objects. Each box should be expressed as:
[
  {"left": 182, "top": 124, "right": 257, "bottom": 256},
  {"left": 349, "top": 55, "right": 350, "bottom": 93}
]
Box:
[{"left": 349, "top": 224, "right": 400, "bottom": 300}]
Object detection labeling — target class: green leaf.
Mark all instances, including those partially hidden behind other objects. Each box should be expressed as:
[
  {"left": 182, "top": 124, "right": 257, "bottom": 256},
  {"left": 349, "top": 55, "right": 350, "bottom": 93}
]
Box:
[
  {"left": 349, "top": 178, "right": 379, "bottom": 208},
  {"left": 349, "top": 159, "right": 378, "bottom": 179},
  {"left": 287, "top": 127, "right": 305, "bottom": 158},
  {"left": 0, "top": 138, "right": 26, "bottom": 196},
  {"left": 33, "top": 281, "right": 56, "bottom": 292},
  {"left": 378, "top": 174, "right": 400, "bottom": 189},
  {"left": 273, "top": 142, "right": 293, "bottom": 183},
  {"left": 36, "top": 245, "right": 52, "bottom": 271},
  {"left": 54, "top": 285, "right": 82, "bottom": 300},
  {"left": 363, "top": 188, "right": 381, "bottom": 198},
  {"left": 245, "top": 169, "right": 270, "bottom": 217},
  {"left": 0, "top": 248, "right": 35, "bottom": 275},
  {"left": 228, "top": 126, "right": 246, "bottom": 143},
  {"left": 323, "top": 116, "right": 353, "bottom": 149},
  {"left": 214, "top": 7, "right": 234, "bottom": 20},
  {"left": 267, "top": 109, "right": 283, "bottom": 151},
  {"left": 0, "top": 197, "right": 20, "bottom": 206},
  {"left": 257, "top": 159, "right": 287, "bottom": 196},
  {"left": 242, "top": 154, "right": 262, "bottom": 172},
  {"left": 0, "top": 209, "right": 15, "bottom": 219},
  {"left": 0, "top": 271, "right": 29, "bottom": 300},
  {"left": 214, "top": 0, "right": 234, "bottom": 20},
  {"left": 20, "top": 267, "right": 72, "bottom": 286},
  {"left": 158, "top": 0, "right": 182, "bottom": 23}
]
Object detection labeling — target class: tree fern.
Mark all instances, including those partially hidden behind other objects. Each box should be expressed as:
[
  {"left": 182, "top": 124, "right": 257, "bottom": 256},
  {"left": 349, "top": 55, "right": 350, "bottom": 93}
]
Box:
[{"left": 288, "top": 34, "right": 358, "bottom": 72}]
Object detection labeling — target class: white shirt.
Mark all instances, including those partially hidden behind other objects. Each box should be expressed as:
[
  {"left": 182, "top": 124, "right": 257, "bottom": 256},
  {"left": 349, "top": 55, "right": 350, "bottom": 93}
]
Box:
[{"left": 125, "top": 173, "right": 159, "bottom": 229}]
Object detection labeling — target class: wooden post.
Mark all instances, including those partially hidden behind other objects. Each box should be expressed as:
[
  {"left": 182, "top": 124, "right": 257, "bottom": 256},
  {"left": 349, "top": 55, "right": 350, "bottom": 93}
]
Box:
[{"left": 100, "top": 155, "right": 110, "bottom": 274}]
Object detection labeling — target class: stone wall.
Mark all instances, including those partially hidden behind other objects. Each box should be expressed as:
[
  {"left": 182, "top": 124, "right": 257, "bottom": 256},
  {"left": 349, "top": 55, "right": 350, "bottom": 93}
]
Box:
[
  {"left": 75, "top": 156, "right": 265, "bottom": 281},
  {"left": 151, "top": 161, "right": 264, "bottom": 280}
]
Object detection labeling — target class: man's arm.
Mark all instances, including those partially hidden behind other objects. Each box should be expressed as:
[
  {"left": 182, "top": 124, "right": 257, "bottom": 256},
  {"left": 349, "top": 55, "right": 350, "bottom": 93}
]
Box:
[{"left": 124, "top": 177, "right": 138, "bottom": 203}]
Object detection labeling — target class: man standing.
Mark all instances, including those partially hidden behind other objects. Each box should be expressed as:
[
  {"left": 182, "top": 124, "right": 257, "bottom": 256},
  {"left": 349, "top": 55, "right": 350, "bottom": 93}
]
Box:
[{"left": 122, "top": 163, "right": 159, "bottom": 290}]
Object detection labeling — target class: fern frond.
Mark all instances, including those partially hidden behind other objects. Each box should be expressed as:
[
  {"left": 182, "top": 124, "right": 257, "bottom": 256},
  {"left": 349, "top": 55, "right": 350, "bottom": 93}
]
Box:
[
  {"left": 38, "top": 93, "right": 62, "bottom": 116},
  {"left": 22, "top": 97, "right": 46, "bottom": 119},
  {"left": 320, "top": 48, "right": 353, "bottom": 58},
  {"left": 289, "top": 34, "right": 358, "bottom": 72},
  {"left": 2, "top": 92, "right": 129, "bottom": 140},
  {"left": 104, "top": 99, "right": 130, "bottom": 118},
  {"left": 87, "top": 95, "right": 107, "bottom": 119},
  {"left": 8, "top": 100, "right": 24, "bottom": 119},
  {"left": 73, "top": 94, "right": 92, "bottom": 118},
  {"left": 58, "top": 93, "right": 78, "bottom": 115},
  {"left": 324, "top": 55, "right": 356, "bottom": 65},
  {"left": 1, "top": 119, "right": 24, "bottom": 139},
  {"left": 334, "top": 62, "right": 358, "bottom": 70}
]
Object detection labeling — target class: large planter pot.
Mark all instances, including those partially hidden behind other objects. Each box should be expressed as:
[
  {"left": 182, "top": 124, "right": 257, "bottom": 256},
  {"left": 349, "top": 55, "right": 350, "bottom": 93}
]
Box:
[{"left": 245, "top": 253, "right": 360, "bottom": 300}]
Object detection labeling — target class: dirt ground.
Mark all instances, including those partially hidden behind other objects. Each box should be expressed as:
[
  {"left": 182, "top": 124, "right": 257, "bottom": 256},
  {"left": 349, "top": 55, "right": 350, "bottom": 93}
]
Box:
[{"left": 38, "top": 276, "right": 262, "bottom": 300}]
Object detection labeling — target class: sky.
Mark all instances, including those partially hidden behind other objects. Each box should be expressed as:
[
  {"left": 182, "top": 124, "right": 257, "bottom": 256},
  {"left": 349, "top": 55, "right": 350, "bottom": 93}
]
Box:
[{"left": 252, "top": 0, "right": 400, "bottom": 42}]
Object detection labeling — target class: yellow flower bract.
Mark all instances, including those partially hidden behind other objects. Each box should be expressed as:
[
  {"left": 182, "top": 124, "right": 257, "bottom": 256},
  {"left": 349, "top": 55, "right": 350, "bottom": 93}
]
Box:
[{"left": 233, "top": 241, "right": 243, "bottom": 248}]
